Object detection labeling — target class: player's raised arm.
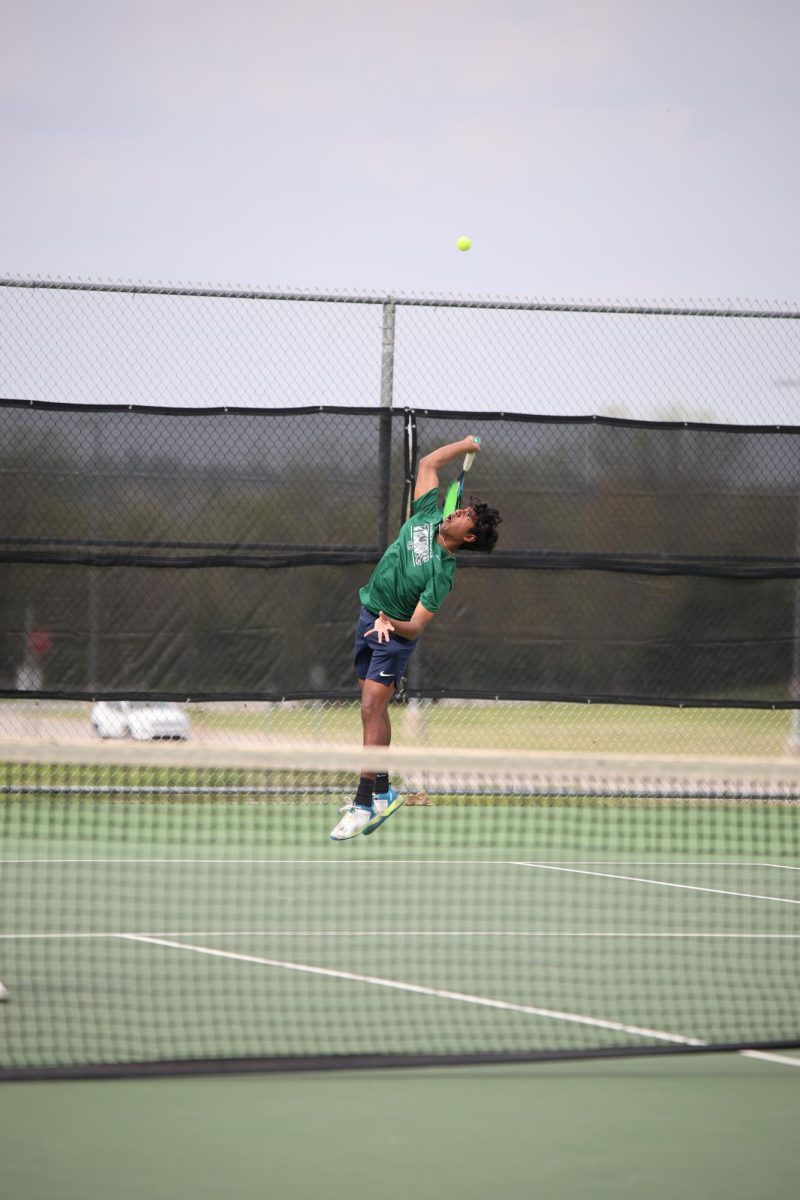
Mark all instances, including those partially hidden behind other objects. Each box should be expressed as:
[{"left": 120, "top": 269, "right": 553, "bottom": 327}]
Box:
[{"left": 414, "top": 435, "right": 482, "bottom": 500}]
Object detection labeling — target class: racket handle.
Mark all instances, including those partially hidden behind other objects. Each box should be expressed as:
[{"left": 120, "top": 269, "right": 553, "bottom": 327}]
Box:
[{"left": 463, "top": 436, "right": 480, "bottom": 471}]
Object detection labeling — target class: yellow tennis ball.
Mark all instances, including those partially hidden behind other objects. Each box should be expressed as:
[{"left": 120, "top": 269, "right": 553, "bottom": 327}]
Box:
[{"left": 456, "top": 236, "right": 472, "bottom": 251}]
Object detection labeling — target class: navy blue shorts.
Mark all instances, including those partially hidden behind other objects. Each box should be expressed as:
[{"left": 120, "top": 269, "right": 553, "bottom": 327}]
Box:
[{"left": 353, "top": 606, "right": 418, "bottom": 687}]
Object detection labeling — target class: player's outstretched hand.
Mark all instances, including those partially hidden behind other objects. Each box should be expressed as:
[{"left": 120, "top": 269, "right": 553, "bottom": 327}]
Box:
[
  {"left": 462, "top": 435, "right": 481, "bottom": 453},
  {"left": 365, "top": 611, "right": 395, "bottom": 643}
]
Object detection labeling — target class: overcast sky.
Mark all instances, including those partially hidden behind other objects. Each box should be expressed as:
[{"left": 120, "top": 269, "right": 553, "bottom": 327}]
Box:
[{"left": 3, "top": 0, "right": 799, "bottom": 303}]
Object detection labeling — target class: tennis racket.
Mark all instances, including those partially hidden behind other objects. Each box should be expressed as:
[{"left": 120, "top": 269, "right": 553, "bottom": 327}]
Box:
[{"left": 443, "top": 437, "right": 480, "bottom": 517}]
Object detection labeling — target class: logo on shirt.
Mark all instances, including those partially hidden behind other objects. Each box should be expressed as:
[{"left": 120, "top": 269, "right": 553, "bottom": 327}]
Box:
[{"left": 408, "top": 524, "right": 433, "bottom": 566}]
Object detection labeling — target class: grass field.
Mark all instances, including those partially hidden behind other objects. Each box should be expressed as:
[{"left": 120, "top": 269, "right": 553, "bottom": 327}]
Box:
[
  {"left": 172, "top": 699, "right": 800, "bottom": 756},
  {"left": 4, "top": 697, "right": 800, "bottom": 757}
]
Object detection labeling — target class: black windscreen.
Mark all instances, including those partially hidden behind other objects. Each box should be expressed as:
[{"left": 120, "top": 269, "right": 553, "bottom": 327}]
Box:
[{"left": 2, "top": 400, "right": 799, "bottom": 705}]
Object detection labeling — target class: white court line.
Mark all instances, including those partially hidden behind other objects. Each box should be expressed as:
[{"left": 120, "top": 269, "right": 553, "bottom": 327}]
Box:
[
  {"left": 0, "top": 858, "right": 513, "bottom": 865},
  {"left": 116, "top": 933, "right": 700, "bottom": 1046},
  {"left": 117, "top": 933, "right": 800, "bottom": 1070},
  {"left": 515, "top": 863, "right": 800, "bottom": 906},
  {"left": 741, "top": 1050, "right": 800, "bottom": 1068},
  {"left": 1, "top": 858, "right": 796, "bottom": 866},
  {"left": 2, "top": 930, "right": 800, "bottom": 940}
]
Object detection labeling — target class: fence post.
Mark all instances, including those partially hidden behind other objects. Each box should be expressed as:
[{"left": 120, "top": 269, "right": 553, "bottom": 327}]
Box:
[
  {"left": 87, "top": 416, "right": 101, "bottom": 692},
  {"left": 789, "top": 499, "right": 800, "bottom": 752},
  {"left": 377, "top": 298, "right": 396, "bottom": 549}
]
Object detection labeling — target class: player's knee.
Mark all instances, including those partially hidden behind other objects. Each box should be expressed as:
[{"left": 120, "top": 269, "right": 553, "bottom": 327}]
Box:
[{"left": 361, "top": 683, "right": 393, "bottom": 719}]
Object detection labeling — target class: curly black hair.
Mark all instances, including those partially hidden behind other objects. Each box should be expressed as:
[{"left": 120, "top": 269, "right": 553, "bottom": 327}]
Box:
[{"left": 463, "top": 496, "right": 502, "bottom": 553}]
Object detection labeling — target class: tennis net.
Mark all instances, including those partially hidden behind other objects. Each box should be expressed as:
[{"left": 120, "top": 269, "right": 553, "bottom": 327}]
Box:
[{"left": 1, "top": 738, "right": 799, "bottom": 1078}]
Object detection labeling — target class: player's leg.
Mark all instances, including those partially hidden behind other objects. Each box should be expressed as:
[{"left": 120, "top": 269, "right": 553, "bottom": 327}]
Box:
[
  {"left": 359, "top": 676, "right": 397, "bottom": 812},
  {"left": 331, "top": 609, "right": 392, "bottom": 841},
  {"left": 331, "top": 679, "right": 398, "bottom": 840},
  {"left": 359, "top": 653, "right": 412, "bottom": 836},
  {"left": 330, "top": 610, "right": 413, "bottom": 841},
  {"left": 360, "top": 677, "right": 393, "bottom": 747}
]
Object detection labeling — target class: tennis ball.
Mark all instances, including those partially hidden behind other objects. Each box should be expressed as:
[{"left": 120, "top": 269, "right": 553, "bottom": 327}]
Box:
[{"left": 456, "top": 236, "right": 472, "bottom": 252}]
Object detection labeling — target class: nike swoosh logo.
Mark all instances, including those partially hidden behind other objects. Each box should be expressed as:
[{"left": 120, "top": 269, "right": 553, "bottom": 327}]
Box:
[{"left": 379, "top": 671, "right": 394, "bottom": 677}]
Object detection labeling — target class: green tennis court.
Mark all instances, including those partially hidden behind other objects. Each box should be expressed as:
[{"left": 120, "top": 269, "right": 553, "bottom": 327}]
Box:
[
  {"left": 2, "top": 1054, "right": 800, "bottom": 1200},
  {"left": 2, "top": 788, "right": 798, "bottom": 1074}
]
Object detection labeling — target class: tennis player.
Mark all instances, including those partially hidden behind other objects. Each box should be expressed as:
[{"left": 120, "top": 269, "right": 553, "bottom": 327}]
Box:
[{"left": 330, "top": 435, "right": 501, "bottom": 841}]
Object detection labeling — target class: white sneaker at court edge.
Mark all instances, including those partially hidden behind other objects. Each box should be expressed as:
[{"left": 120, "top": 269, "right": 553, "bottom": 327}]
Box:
[{"left": 329, "top": 805, "right": 372, "bottom": 841}]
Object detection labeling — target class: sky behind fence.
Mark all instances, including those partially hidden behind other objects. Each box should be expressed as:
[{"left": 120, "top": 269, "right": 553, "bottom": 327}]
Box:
[{"left": 1, "top": 279, "right": 799, "bottom": 423}]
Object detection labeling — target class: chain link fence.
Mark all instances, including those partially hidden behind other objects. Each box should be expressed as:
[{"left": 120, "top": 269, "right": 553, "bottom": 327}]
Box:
[
  {"left": 2, "top": 277, "right": 800, "bottom": 761},
  {"left": 2, "top": 279, "right": 800, "bottom": 419}
]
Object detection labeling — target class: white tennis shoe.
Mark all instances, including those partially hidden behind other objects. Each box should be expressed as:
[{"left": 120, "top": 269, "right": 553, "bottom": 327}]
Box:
[
  {"left": 329, "top": 805, "right": 372, "bottom": 841},
  {"left": 363, "top": 788, "right": 405, "bottom": 836}
]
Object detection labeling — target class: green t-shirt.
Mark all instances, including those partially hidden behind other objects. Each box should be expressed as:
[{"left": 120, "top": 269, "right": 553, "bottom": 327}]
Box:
[{"left": 359, "top": 488, "right": 457, "bottom": 621}]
